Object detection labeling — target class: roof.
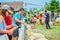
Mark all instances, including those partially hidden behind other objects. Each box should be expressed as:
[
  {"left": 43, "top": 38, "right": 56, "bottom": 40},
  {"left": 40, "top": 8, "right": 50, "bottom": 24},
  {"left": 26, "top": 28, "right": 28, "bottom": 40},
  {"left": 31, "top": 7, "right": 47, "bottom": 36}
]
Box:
[{"left": 0, "top": 1, "right": 24, "bottom": 11}]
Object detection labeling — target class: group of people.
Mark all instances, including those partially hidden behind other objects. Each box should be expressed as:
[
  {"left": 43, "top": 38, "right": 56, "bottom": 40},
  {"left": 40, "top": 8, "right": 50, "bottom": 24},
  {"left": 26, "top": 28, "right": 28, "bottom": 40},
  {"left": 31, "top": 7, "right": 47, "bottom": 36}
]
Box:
[
  {"left": 0, "top": 6, "right": 59, "bottom": 40},
  {"left": 0, "top": 8, "right": 25, "bottom": 40},
  {"left": 26, "top": 10, "right": 50, "bottom": 29},
  {"left": 26, "top": 9, "right": 60, "bottom": 29}
]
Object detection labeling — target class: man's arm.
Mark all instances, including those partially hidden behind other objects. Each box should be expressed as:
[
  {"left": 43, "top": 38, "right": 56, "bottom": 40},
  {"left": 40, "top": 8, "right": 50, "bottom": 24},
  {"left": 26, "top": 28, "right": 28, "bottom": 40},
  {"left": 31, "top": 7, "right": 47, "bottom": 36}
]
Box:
[
  {"left": 13, "top": 13, "right": 24, "bottom": 24},
  {"left": 15, "top": 18, "right": 24, "bottom": 24}
]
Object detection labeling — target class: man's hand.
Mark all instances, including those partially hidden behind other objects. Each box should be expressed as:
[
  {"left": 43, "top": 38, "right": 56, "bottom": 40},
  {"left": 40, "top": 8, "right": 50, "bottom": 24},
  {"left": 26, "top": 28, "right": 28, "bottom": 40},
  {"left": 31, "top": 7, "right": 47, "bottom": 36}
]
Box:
[
  {"left": 4, "top": 30, "right": 8, "bottom": 34},
  {"left": 7, "top": 30, "right": 13, "bottom": 36},
  {"left": 20, "top": 20, "right": 24, "bottom": 24},
  {"left": 4, "top": 30, "right": 13, "bottom": 36},
  {"left": 15, "top": 18, "right": 24, "bottom": 24}
]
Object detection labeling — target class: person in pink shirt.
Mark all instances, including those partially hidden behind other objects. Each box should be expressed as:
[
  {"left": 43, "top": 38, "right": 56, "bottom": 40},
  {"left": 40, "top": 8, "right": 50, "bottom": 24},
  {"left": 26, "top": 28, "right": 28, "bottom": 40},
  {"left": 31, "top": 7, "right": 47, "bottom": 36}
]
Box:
[
  {"left": 31, "top": 15, "right": 36, "bottom": 28},
  {"left": 31, "top": 16, "right": 35, "bottom": 23}
]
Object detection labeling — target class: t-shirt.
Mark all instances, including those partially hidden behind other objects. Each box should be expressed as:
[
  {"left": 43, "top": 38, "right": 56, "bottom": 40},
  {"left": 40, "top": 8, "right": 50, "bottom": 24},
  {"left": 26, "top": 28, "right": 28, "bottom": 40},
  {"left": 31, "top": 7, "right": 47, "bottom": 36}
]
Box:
[
  {"left": 0, "top": 21, "right": 6, "bottom": 36},
  {"left": 0, "top": 15, "right": 6, "bottom": 36},
  {"left": 5, "top": 16, "right": 12, "bottom": 26},
  {"left": 45, "top": 13, "right": 50, "bottom": 20},
  {"left": 12, "top": 12, "right": 25, "bottom": 27},
  {"left": 27, "top": 14, "right": 31, "bottom": 18},
  {"left": 31, "top": 17, "right": 36, "bottom": 22}
]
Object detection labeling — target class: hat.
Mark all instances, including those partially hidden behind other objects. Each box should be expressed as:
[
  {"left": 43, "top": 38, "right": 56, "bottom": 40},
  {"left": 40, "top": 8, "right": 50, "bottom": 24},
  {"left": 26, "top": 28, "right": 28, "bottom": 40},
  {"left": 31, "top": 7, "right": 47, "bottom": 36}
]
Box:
[
  {"left": 18, "top": 8, "right": 24, "bottom": 11},
  {"left": 7, "top": 9, "right": 13, "bottom": 14}
]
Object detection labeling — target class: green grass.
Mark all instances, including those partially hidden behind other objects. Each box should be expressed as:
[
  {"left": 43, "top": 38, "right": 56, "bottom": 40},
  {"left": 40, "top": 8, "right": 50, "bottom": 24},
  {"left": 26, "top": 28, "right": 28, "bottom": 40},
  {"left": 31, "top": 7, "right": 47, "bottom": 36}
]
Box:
[{"left": 32, "top": 23, "right": 60, "bottom": 40}]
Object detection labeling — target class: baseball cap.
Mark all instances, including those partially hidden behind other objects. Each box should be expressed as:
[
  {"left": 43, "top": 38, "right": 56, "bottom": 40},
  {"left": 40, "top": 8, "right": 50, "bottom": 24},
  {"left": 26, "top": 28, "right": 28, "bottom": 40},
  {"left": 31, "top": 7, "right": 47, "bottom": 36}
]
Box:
[{"left": 18, "top": 8, "right": 24, "bottom": 11}]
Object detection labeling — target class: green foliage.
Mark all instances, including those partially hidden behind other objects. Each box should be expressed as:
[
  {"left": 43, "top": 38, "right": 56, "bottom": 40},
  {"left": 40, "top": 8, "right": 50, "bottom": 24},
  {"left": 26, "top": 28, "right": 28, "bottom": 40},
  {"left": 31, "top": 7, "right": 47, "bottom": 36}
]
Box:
[{"left": 44, "top": 0, "right": 60, "bottom": 12}]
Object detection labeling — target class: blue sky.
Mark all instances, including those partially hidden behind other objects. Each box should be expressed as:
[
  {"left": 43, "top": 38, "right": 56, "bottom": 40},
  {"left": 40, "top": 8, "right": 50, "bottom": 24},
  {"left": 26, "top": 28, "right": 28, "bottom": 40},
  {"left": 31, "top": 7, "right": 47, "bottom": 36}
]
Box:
[{"left": 0, "top": 0, "right": 60, "bottom": 10}]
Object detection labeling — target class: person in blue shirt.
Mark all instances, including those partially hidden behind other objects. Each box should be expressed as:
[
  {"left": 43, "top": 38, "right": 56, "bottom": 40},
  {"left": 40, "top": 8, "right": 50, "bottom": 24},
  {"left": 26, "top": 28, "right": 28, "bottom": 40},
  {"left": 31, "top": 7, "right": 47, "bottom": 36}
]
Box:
[
  {"left": 44, "top": 10, "right": 50, "bottom": 29},
  {"left": 0, "top": 15, "right": 7, "bottom": 36},
  {"left": 0, "top": 9, "right": 8, "bottom": 36},
  {"left": 12, "top": 8, "right": 25, "bottom": 27},
  {"left": 12, "top": 8, "right": 25, "bottom": 40}
]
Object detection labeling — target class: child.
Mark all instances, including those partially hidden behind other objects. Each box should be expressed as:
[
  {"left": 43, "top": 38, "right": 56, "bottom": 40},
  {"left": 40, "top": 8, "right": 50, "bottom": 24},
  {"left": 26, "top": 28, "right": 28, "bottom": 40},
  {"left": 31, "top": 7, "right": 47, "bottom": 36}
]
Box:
[
  {"left": 27, "top": 12, "right": 31, "bottom": 23},
  {"left": 31, "top": 15, "right": 36, "bottom": 28}
]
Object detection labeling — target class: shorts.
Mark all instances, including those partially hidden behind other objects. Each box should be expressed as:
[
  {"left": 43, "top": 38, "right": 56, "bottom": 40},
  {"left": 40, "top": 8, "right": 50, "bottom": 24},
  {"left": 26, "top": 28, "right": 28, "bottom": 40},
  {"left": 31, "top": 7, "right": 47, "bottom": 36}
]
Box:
[{"left": 12, "top": 28, "right": 19, "bottom": 37}]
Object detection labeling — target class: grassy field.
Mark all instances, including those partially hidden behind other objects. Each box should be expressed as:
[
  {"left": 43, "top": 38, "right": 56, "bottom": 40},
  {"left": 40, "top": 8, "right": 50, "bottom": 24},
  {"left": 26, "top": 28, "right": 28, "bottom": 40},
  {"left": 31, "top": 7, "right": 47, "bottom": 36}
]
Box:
[{"left": 32, "top": 23, "right": 60, "bottom": 40}]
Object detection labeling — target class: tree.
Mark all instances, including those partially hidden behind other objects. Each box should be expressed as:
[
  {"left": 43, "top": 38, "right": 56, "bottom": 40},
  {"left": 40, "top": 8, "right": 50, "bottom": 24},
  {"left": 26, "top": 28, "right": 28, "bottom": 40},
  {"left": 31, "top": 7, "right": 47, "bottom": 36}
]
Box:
[{"left": 44, "top": 0, "right": 60, "bottom": 12}]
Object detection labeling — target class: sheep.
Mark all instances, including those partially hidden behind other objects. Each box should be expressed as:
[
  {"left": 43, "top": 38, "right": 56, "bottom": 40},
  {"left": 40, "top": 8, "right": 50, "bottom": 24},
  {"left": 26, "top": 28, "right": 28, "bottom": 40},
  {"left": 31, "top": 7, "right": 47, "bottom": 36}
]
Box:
[{"left": 26, "top": 24, "right": 48, "bottom": 40}]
